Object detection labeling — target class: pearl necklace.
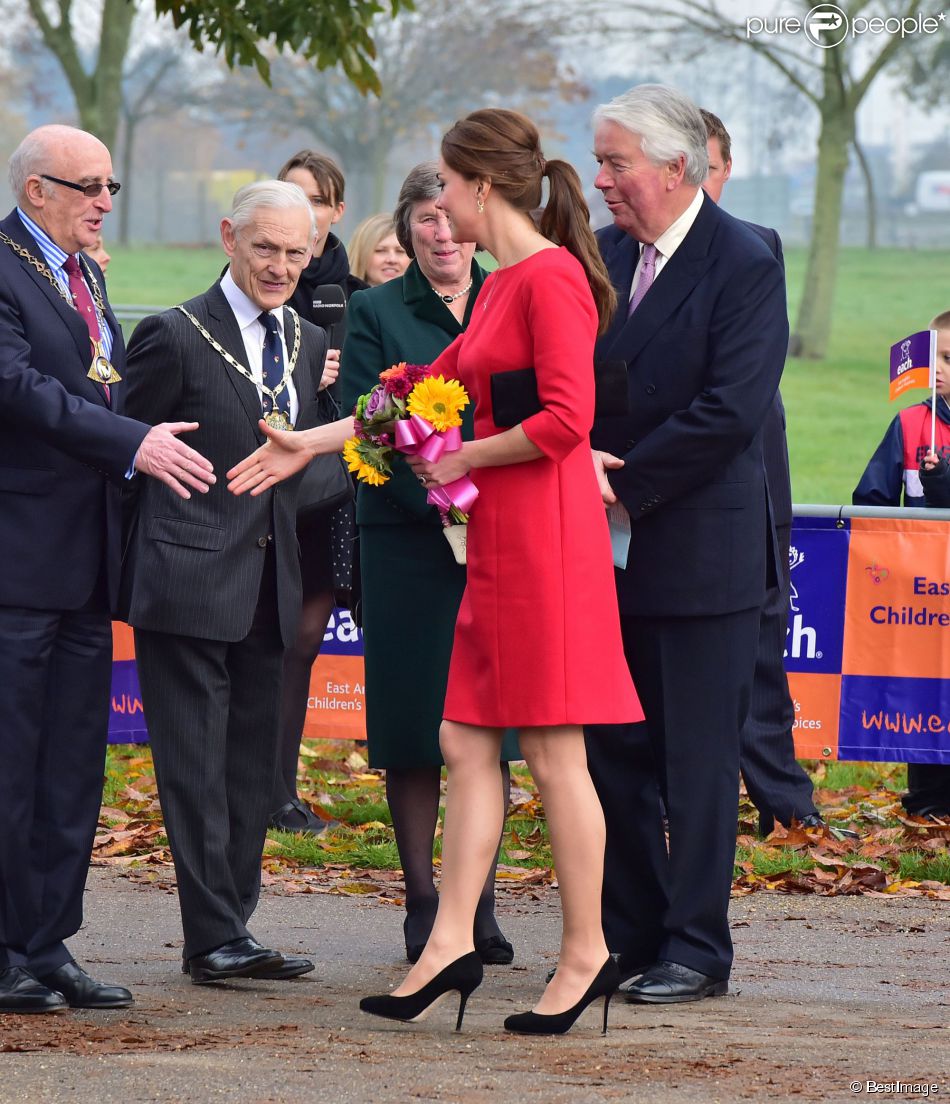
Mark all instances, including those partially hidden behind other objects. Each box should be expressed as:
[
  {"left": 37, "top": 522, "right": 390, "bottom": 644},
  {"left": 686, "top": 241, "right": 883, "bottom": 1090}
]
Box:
[{"left": 429, "top": 278, "right": 473, "bottom": 304}]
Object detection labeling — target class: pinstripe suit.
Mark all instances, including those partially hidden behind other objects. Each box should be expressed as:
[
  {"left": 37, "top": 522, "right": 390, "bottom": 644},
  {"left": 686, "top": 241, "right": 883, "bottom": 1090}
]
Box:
[{"left": 121, "top": 281, "right": 326, "bottom": 957}]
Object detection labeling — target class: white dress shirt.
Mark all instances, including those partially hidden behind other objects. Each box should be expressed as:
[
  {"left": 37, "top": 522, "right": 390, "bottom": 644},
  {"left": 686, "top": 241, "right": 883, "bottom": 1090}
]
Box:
[
  {"left": 628, "top": 187, "right": 705, "bottom": 305},
  {"left": 220, "top": 270, "right": 299, "bottom": 424}
]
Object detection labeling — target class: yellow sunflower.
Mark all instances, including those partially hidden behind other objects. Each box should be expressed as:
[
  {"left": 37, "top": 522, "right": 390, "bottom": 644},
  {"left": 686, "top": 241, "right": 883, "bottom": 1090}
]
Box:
[
  {"left": 343, "top": 437, "right": 390, "bottom": 486},
  {"left": 406, "top": 375, "right": 470, "bottom": 432}
]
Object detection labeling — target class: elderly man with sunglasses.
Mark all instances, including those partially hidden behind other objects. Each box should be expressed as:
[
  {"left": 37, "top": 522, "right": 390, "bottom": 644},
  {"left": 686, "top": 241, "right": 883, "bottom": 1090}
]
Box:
[{"left": 0, "top": 124, "right": 214, "bottom": 1014}]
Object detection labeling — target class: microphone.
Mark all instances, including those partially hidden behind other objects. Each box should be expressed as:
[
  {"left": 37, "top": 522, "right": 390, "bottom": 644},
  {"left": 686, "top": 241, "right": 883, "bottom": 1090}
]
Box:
[{"left": 311, "top": 284, "right": 347, "bottom": 328}]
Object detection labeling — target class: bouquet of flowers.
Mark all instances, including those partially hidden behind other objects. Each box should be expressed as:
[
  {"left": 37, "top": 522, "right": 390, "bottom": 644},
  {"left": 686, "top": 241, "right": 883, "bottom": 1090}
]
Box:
[{"left": 344, "top": 362, "right": 478, "bottom": 563}]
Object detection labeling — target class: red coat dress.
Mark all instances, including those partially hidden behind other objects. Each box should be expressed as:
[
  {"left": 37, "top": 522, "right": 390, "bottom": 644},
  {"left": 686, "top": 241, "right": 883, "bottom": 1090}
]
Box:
[{"left": 432, "top": 247, "right": 643, "bottom": 728}]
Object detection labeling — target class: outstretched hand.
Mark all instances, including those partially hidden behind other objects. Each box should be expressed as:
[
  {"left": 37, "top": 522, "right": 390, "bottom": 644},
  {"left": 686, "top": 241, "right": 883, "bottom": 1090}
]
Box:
[
  {"left": 592, "top": 449, "right": 624, "bottom": 506},
  {"left": 135, "top": 422, "right": 215, "bottom": 499},
  {"left": 227, "top": 420, "right": 312, "bottom": 496}
]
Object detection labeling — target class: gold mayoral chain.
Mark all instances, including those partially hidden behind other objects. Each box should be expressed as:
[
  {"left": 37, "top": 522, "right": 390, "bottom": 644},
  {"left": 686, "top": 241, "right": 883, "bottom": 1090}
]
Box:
[
  {"left": 0, "top": 230, "right": 122, "bottom": 385},
  {"left": 176, "top": 305, "right": 301, "bottom": 431}
]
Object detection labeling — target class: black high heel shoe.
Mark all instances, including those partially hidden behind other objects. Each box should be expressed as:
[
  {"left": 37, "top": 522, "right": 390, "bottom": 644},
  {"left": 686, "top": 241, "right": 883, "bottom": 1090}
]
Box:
[
  {"left": 503, "top": 956, "right": 620, "bottom": 1035},
  {"left": 360, "top": 952, "right": 483, "bottom": 1032}
]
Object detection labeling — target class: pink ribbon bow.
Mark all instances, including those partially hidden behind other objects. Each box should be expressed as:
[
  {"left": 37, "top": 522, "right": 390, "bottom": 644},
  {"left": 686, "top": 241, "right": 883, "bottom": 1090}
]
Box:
[{"left": 394, "top": 416, "right": 479, "bottom": 515}]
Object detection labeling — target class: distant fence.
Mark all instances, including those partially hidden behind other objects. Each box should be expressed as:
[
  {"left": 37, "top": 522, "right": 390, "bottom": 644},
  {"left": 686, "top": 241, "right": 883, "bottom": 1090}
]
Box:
[{"left": 112, "top": 304, "right": 167, "bottom": 328}]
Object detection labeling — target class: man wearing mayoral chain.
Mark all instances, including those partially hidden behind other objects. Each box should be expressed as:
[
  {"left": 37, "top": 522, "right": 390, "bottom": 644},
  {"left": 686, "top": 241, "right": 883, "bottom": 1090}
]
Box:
[
  {"left": 120, "top": 180, "right": 329, "bottom": 983},
  {"left": 0, "top": 124, "right": 215, "bottom": 1014}
]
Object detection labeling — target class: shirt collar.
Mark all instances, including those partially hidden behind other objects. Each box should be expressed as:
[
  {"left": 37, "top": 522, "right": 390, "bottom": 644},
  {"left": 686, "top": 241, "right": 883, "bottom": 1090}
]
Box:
[
  {"left": 220, "top": 269, "right": 283, "bottom": 335},
  {"left": 651, "top": 188, "right": 704, "bottom": 261},
  {"left": 16, "top": 207, "right": 69, "bottom": 271}
]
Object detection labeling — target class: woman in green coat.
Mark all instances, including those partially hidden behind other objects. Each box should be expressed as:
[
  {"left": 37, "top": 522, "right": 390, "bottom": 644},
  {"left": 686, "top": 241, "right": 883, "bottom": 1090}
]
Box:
[{"left": 340, "top": 163, "right": 518, "bottom": 964}]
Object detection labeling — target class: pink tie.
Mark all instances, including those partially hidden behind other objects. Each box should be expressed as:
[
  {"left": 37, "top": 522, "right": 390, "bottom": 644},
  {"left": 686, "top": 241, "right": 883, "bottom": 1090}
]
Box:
[
  {"left": 64, "top": 254, "right": 109, "bottom": 404},
  {"left": 627, "top": 243, "right": 658, "bottom": 317}
]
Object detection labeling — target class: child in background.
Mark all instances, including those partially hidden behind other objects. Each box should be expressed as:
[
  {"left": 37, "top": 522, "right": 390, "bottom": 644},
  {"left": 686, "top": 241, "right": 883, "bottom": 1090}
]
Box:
[
  {"left": 853, "top": 310, "right": 950, "bottom": 819},
  {"left": 853, "top": 311, "right": 950, "bottom": 507}
]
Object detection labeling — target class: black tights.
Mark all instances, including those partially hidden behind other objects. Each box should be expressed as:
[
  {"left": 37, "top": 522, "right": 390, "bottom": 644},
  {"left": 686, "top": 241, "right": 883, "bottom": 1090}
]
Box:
[
  {"left": 386, "top": 762, "right": 511, "bottom": 950},
  {"left": 271, "top": 587, "right": 336, "bottom": 822}
]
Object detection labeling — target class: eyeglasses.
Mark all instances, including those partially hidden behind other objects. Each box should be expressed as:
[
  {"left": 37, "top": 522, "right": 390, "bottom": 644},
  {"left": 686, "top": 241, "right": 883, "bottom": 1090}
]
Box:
[{"left": 40, "top": 174, "right": 121, "bottom": 197}]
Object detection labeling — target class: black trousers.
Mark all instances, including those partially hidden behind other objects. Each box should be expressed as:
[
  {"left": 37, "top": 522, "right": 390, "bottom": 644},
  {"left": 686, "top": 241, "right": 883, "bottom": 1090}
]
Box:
[
  {"left": 587, "top": 607, "right": 759, "bottom": 980},
  {"left": 0, "top": 588, "right": 112, "bottom": 975},
  {"left": 740, "top": 524, "right": 817, "bottom": 830},
  {"left": 134, "top": 556, "right": 284, "bottom": 958}
]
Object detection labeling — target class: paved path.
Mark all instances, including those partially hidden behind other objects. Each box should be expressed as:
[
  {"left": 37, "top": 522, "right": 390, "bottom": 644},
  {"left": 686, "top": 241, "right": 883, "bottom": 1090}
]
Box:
[{"left": 1, "top": 868, "right": 948, "bottom": 1103}]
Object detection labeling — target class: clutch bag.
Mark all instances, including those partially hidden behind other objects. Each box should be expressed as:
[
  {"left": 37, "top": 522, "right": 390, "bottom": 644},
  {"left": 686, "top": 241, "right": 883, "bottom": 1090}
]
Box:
[{"left": 490, "top": 361, "right": 628, "bottom": 428}]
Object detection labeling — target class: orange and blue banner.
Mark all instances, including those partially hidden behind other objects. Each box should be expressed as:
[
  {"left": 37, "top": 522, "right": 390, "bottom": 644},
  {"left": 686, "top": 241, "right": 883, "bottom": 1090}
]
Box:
[
  {"left": 788, "top": 511, "right": 950, "bottom": 764},
  {"left": 107, "top": 609, "right": 366, "bottom": 744},
  {"left": 109, "top": 511, "right": 950, "bottom": 764}
]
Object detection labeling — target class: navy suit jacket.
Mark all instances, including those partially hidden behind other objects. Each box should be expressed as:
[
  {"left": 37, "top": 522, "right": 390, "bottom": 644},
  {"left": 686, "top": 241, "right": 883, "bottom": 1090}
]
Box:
[
  {"left": 590, "top": 193, "right": 788, "bottom": 618},
  {"left": 0, "top": 209, "right": 148, "bottom": 612}
]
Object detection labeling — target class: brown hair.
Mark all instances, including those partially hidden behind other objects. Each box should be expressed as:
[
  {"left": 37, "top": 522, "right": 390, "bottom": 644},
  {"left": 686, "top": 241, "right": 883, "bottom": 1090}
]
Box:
[
  {"left": 699, "top": 109, "right": 731, "bottom": 165},
  {"left": 931, "top": 310, "right": 950, "bottom": 330},
  {"left": 441, "top": 109, "right": 616, "bottom": 333},
  {"left": 277, "top": 150, "right": 345, "bottom": 206}
]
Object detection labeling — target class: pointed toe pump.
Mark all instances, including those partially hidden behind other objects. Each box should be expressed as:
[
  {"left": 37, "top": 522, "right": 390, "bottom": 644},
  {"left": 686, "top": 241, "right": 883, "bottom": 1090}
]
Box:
[
  {"left": 504, "top": 956, "right": 620, "bottom": 1036},
  {"left": 359, "top": 951, "right": 483, "bottom": 1032}
]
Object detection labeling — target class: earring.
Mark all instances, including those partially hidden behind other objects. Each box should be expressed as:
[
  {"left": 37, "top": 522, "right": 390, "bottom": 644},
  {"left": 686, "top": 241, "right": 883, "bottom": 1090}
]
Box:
[{"left": 476, "top": 195, "right": 485, "bottom": 214}]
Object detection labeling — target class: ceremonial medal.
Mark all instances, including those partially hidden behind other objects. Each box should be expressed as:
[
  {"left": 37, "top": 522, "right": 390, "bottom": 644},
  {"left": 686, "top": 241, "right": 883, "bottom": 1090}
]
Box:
[
  {"left": 88, "top": 340, "right": 122, "bottom": 384},
  {"left": 177, "top": 306, "right": 300, "bottom": 430},
  {"left": 264, "top": 409, "right": 293, "bottom": 432}
]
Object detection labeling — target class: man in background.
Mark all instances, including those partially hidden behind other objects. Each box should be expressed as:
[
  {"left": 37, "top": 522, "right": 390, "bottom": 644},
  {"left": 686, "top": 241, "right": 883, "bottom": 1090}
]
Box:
[{"left": 701, "top": 108, "right": 824, "bottom": 838}]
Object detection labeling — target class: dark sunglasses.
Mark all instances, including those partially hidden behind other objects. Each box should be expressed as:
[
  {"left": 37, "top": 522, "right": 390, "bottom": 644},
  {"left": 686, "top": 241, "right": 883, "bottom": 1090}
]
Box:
[{"left": 40, "top": 174, "right": 121, "bottom": 197}]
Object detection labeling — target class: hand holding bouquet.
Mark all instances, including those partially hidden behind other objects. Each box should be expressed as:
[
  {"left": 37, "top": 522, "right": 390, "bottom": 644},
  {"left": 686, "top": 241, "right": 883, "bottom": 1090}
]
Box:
[{"left": 344, "top": 363, "right": 478, "bottom": 562}]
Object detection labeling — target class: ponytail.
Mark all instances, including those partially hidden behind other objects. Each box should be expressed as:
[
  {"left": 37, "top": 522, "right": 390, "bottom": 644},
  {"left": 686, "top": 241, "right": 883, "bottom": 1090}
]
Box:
[{"left": 538, "top": 160, "right": 617, "bottom": 335}]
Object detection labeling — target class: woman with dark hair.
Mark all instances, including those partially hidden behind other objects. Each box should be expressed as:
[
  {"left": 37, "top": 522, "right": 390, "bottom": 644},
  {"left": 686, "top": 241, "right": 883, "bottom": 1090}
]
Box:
[
  {"left": 339, "top": 162, "right": 518, "bottom": 966},
  {"left": 228, "top": 110, "right": 642, "bottom": 1035}
]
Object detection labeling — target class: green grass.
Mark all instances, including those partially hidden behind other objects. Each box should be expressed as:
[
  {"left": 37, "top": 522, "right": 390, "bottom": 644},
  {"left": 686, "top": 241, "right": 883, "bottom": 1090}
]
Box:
[
  {"left": 102, "top": 243, "right": 950, "bottom": 504},
  {"left": 898, "top": 851, "right": 950, "bottom": 883},
  {"left": 816, "top": 760, "right": 907, "bottom": 792}
]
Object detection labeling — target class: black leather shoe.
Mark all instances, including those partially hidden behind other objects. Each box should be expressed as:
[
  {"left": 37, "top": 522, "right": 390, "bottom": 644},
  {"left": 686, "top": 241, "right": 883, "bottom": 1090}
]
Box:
[
  {"left": 181, "top": 944, "right": 313, "bottom": 980},
  {"left": 250, "top": 954, "right": 315, "bottom": 980},
  {"left": 38, "top": 961, "right": 133, "bottom": 1009},
  {"left": 547, "top": 951, "right": 646, "bottom": 986},
  {"left": 186, "top": 938, "right": 283, "bottom": 984},
  {"left": 269, "top": 798, "right": 339, "bottom": 835},
  {"left": 623, "top": 960, "right": 728, "bottom": 1004},
  {"left": 0, "top": 966, "right": 68, "bottom": 1013}
]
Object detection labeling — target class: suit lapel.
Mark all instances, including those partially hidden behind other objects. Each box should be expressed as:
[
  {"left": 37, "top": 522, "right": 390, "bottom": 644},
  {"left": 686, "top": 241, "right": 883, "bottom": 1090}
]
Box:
[
  {"left": 602, "top": 195, "right": 721, "bottom": 364},
  {"left": 284, "top": 305, "right": 317, "bottom": 424},
  {"left": 203, "top": 282, "right": 267, "bottom": 434},
  {"left": 0, "top": 212, "right": 108, "bottom": 406}
]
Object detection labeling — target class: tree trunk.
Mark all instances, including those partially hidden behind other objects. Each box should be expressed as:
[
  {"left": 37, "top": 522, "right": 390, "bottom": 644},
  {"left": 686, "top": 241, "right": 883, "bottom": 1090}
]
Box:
[
  {"left": 852, "top": 138, "right": 877, "bottom": 250},
  {"left": 92, "top": 0, "right": 136, "bottom": 151},
  {"left": 791, "top": 71, "right": 855, "bottom": 360}
]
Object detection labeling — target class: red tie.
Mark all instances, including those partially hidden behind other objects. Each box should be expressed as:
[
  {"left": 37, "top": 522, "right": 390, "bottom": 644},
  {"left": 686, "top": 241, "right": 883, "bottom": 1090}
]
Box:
[{"left": 63, "top": 254, "right": 109, "bottom": 404}]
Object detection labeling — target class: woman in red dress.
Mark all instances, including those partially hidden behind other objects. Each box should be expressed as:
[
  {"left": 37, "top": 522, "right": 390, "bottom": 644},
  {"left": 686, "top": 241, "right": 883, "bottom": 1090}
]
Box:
[{"left": 228, "top": 109, "right": 642, "bottom": 1035}]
